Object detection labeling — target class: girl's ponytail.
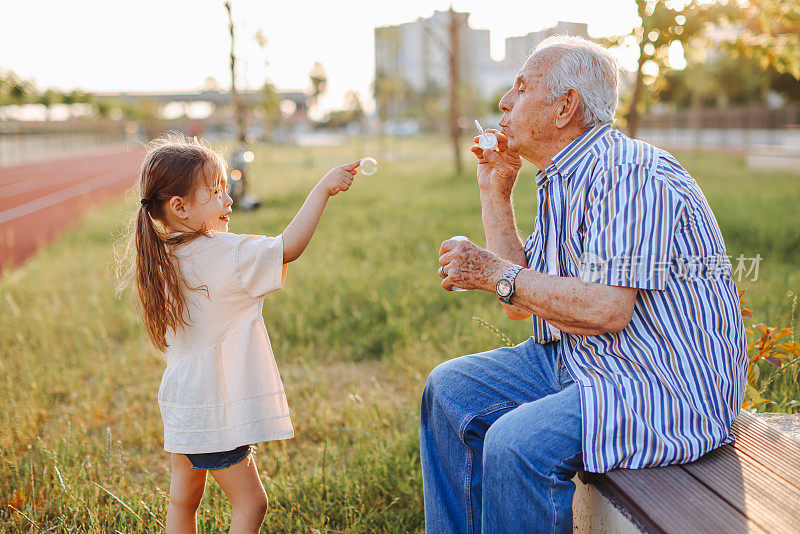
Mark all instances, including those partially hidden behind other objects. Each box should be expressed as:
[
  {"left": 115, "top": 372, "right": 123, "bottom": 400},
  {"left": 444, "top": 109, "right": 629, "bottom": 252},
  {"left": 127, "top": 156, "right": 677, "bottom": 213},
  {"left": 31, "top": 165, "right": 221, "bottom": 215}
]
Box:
[
  {"left": 134, "top": 200, "right": 186, "bottom": 351},
  {"left": 119, "top": 134, "right": 225, "bottom": 351}
]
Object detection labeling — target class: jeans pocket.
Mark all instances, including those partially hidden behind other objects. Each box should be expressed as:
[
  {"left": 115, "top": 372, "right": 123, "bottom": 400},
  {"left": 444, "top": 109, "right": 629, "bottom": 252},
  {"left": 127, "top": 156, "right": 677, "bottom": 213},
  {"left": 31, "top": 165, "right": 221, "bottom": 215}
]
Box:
[{"left": 557, "top": 353, "right": 575, "bottom": 390}]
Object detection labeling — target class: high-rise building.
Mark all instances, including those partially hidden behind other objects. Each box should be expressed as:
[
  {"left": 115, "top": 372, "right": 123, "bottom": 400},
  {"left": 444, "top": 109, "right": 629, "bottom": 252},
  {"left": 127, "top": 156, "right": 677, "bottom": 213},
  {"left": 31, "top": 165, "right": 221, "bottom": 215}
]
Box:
[
  {"left": 499, "top": 21, "right": 589, "bottom": 75},
  {"left": 374, "top": 10, "right": 490, "bottom": 120},
  {"left": 374, "top": 13, "right": 590, "bottom": 121}
]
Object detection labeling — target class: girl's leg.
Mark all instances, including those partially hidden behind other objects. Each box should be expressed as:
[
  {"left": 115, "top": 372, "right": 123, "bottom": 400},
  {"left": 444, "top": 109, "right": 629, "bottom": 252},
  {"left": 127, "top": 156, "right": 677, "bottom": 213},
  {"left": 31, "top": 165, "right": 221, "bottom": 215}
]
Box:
[
  {"left": 208, "top": 452, "right": 268, "bottom": 534},
  {"left": 167, "top": 453, "right": 207, "bottom": 534}
]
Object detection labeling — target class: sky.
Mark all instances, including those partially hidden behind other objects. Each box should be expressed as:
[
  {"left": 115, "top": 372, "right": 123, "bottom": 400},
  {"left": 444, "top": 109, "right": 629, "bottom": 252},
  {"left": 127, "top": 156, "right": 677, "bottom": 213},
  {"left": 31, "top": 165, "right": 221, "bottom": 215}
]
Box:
[{"left": 1, "top": 0, "right": 652, "bottom": 115}]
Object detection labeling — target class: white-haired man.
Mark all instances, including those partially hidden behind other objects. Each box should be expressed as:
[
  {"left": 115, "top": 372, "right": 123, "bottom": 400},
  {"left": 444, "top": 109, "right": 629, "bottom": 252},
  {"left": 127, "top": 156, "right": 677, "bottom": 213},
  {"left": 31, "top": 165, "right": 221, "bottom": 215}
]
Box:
[{"left": 421, "top": 36, "right": 747, "bottom": 533}]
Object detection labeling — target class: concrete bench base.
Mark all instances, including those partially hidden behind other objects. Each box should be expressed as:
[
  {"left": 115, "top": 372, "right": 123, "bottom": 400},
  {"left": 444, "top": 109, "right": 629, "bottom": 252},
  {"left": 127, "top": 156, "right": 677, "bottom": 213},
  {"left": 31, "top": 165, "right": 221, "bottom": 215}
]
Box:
[{"left": 572, "top": 473, "right": 642, "bottom": 533}]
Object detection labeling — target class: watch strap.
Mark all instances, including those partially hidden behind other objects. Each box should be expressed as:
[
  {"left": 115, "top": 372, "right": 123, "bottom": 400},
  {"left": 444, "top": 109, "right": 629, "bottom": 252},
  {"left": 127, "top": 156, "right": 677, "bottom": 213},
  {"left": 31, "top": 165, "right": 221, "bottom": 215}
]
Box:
[{"left": 496, "top": 264, "right": 523, "bottom": 304}]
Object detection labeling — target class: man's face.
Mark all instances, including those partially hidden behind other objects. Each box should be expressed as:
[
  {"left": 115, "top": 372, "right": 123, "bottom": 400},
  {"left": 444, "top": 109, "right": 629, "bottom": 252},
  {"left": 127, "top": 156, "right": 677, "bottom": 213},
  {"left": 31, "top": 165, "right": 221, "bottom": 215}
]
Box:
[{"left": 498, "top": 54, "right": 558, "bottom": 163}]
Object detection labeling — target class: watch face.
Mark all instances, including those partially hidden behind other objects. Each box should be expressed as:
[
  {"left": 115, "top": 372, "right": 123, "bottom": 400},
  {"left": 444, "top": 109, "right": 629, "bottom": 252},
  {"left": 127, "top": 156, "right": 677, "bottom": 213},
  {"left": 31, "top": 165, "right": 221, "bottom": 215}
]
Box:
[{"left": 497, "top": 279, "right": 512, "bottom": 297}]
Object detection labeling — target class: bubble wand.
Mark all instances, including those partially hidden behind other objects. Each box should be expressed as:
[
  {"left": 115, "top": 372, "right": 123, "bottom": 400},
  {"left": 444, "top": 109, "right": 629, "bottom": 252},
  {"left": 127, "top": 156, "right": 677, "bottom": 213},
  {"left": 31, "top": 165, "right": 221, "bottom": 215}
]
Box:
[{"left": 474, "top": 119, "right": 498, "bottom": 150}]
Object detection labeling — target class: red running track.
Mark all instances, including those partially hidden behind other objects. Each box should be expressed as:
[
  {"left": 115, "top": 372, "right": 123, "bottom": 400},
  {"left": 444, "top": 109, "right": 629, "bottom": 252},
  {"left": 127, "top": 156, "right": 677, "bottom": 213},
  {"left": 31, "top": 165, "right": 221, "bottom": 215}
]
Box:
[{"left": 0, "top": 146, "right": 146, "bottom": 271}]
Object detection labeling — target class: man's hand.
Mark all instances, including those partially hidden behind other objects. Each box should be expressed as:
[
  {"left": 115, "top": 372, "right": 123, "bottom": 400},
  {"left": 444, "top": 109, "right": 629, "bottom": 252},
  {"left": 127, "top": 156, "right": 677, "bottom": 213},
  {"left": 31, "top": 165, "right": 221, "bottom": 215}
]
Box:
[
  {"left": 438, "top": 237, "right": 507, "bottom": 292},
  {"left": 471, "top": 130, "right": 523, "bottom": 198}
]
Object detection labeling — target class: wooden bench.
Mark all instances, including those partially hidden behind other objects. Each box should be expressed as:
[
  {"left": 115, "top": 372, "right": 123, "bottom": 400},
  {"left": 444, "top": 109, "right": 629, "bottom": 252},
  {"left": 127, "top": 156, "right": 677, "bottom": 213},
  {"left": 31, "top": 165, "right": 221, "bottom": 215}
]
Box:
[{"left": 572, "top": 411, "right": 800, "bottom": 533}]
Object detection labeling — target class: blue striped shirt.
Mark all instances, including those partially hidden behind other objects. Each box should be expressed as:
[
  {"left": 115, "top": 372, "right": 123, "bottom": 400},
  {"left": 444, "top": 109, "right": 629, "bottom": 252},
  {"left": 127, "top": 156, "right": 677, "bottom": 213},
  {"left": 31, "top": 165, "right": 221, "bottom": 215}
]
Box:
[{"left": 523, "top": 124, "right": 748, "bottom": 473}]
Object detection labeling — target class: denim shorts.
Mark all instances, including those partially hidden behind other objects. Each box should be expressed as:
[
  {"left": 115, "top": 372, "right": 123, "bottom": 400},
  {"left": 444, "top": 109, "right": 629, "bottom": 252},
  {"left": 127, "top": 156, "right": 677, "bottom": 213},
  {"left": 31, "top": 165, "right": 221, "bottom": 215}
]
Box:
[{"left": 185, "top": 444, "right": 253, "bottom": 470}]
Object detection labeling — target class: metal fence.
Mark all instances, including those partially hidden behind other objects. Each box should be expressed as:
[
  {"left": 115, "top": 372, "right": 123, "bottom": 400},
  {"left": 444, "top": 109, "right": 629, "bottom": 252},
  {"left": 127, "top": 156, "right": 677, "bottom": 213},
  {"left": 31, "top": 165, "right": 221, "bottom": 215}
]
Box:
[
  {"left": 638, "top": 104, "right": 800, "bottom": 151},
  {"left": 641, "top": 105, "right": 800, "bottom": 130},
  {"left": 0, "top": 120, "right": 136, "bottom": 167}
]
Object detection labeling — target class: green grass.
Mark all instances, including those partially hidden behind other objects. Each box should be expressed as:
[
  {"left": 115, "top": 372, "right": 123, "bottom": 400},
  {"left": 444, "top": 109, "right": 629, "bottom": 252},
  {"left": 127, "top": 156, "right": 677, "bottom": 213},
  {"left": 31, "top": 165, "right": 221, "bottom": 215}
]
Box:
[{"left": 1, "top": 136, "right": 798, "bottom": 531}]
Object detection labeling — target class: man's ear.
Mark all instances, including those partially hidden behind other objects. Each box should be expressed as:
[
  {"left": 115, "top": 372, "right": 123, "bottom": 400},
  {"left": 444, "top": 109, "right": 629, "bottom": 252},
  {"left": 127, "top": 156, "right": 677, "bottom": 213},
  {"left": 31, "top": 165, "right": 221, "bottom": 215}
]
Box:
[
  {"left": 555, "top": 88, "right": 581, "bottom": 129},
  {"left": 167, "top": 196, "right": 189, "bottom": 220}
]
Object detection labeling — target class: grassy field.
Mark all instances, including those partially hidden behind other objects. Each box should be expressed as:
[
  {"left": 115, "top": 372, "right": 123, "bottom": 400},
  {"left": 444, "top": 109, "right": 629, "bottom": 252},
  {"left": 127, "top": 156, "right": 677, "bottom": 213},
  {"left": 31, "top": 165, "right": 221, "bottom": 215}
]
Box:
[{"left": 1, "top": 135, "right": 798, "bottom": 532}]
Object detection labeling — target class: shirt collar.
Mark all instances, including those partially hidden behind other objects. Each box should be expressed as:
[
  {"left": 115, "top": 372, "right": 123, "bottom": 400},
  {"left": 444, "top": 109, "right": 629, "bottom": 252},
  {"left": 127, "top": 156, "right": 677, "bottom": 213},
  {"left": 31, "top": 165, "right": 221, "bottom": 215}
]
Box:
[{"left": 535, "top": 123, "right": 612, "bottom": 187}]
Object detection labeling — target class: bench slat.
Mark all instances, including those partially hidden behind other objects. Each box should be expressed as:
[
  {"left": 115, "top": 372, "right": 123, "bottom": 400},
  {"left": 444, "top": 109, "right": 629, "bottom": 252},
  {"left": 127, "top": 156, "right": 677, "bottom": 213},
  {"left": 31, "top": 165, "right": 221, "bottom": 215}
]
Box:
[
  {"left": 589, "top": 465, "right": 765, "bottom": 534},
  {"left": 681, "top": 444, "right": 800, "bottom": 533},
  {"left": 730, "top": 411, "right": 800, "bottom": 487}
]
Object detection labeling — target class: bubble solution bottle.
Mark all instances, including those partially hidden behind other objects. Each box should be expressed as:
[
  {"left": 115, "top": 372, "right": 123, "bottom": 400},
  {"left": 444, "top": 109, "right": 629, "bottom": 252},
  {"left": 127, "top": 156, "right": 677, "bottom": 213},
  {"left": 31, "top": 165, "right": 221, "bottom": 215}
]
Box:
[{"left": 449, "top": 236, "right": 471, "bottom": 292}]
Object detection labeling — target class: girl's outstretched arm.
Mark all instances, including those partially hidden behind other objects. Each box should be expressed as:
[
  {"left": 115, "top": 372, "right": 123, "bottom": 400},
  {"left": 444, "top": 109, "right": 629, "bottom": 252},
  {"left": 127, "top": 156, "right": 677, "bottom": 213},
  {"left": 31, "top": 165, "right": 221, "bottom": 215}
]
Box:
[{"left": 281, "top": 161, "right": 360, "bottom": 263}]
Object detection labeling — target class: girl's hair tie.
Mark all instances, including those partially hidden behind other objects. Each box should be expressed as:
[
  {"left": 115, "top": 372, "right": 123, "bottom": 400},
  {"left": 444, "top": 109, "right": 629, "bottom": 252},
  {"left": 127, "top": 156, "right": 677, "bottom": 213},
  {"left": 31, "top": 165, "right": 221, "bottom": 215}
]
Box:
[{"left": 140, "top": 198, "right": 152, "bottom": 208}]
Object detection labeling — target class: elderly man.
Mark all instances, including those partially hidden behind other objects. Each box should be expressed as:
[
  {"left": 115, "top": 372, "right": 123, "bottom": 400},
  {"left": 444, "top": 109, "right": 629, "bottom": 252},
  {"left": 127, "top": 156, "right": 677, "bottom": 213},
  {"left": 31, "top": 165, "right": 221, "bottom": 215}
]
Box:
[{"left": 421, "top": 35, "right": 747, "bottom": 533}]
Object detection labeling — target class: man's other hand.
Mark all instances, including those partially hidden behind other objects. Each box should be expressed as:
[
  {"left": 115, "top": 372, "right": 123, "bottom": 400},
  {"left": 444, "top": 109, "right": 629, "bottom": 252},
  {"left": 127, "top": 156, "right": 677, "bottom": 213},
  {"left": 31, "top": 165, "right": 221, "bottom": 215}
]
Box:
[{"left": 438, "top": 237, "right": 507, "bottom": 292}]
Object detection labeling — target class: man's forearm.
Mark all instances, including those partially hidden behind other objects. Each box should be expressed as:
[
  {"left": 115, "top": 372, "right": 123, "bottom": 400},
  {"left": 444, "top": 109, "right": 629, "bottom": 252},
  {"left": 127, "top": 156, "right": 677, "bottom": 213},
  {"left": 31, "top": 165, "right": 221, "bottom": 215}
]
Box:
[
  {"left": 480, "top": 190, "right": 526, "bottom": 266},
  {"left": 478, "top": 259, "right": 636, "bottom": 334},
  {"left": 509, "top": 270, "right": 636, "bottom": 334}
]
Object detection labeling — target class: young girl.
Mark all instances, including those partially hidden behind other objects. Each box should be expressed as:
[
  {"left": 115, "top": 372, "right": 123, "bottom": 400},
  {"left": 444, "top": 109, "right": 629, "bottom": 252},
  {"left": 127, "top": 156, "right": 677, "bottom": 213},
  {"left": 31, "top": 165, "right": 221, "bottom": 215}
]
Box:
[{"left": 128, "top": 134, "right": 360, "bottom": 533}]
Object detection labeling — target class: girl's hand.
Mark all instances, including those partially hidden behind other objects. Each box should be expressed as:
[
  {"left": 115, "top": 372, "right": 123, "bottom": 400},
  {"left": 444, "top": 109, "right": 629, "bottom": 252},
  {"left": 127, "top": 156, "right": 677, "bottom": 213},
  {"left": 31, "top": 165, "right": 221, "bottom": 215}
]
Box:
[
  {"left": 319, "top": 161, "right": 360, "bottom": 196},
  {"left": 470, "top": 129, "right": 522, "bottom": 198}
]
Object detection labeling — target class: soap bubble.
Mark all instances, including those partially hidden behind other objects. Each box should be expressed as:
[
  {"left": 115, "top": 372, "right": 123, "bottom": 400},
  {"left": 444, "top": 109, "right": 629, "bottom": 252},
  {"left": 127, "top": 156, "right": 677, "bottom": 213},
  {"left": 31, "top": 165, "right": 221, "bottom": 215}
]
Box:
[{"left": 360, "top": 157, "right": 378, "bottom": 175}]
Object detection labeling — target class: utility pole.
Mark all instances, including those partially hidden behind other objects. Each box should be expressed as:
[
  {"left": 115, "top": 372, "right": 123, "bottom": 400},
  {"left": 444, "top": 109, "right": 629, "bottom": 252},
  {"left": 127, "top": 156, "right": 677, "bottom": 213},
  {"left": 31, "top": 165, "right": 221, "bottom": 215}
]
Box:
[
  {"left": 224, "top": 1, "right": 246, "bottom": 144},
  {"left": 448, "top": 6, "right": 462, "bottom": 175}
]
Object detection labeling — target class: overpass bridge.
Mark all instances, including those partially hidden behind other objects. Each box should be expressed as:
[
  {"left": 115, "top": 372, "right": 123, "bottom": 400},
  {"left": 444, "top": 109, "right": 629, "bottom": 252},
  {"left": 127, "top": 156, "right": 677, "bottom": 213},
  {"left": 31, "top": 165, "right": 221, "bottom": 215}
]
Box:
[{"left": 94, "top": 89, "right": 308, "bottom": 113}]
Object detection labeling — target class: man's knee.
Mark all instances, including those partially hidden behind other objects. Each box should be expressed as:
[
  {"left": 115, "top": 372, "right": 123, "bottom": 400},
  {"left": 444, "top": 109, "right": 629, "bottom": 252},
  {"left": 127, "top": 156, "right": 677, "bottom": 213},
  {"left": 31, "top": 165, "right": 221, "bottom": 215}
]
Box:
[
  {"left": 484, "top": 394, "right": 583, "bottom": 477},
  {"left": 483, "top": 404, "right": 566, "bottom": 470},
  {"left": 484, "top": 410, "right": 532, "bottom": 468},
  {"left": 422, "top": 357, "right": 462, "bottom": 410}
]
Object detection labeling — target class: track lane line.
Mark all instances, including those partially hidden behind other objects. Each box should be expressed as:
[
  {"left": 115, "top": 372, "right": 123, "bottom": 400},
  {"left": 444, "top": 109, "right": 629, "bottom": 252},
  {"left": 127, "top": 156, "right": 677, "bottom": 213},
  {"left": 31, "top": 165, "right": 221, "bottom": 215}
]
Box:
[{"left": 0, "top": 170, "right": 135, "bottom": 224}]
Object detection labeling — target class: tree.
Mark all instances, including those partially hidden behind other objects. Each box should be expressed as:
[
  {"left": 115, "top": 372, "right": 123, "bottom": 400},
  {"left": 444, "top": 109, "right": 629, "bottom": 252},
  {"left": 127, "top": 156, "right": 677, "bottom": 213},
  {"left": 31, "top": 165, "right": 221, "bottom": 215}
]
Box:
[
  {"left": 416, "top": 81, "right": 447, "bottom": 130},
  {"left": 659, "top": 51, "right": 800, "bottom": 108},
  {"left": 374, "top": 71, "right": 410, "bottom": 121},
  {"left": 95, "top": 99, "right": 113, "bottom": 119},
  {"left": 607, "top": 0, "right": 800, "bottom": 137},
  {"left": 61, "top": 89, "right": 93, "bottom": 119},
  {"left": 716, "top": 0, "right": 800, "bottom": 79},
  {"left": 253, "top": 27, "right": 282, "bottom": 134},
  {"left": 343, "top": 90, "right": 364, "bottom": 121},
  {"left": 308, "top": 62, "right": 327, "bottom": 108},
  {"left": 0, "top": 70, "right": 34, "bottom": 106},
  {"left": 224, "top": 1, "right": 247, "bottom": 143},
  {"left": 604, "top": 0, "right": 710, "bottom": 137},
  {"left": 204, "top": 76, "right": 221, "bottom": 91},
  {"left": 261, "top": 81, "right": 282, "bottom": 129},
  {"left": 38, "top": 89, "right": 60, "bottom": 120},
  {"left": 447, "top": 7, "right": 463, "bottom": 174}
]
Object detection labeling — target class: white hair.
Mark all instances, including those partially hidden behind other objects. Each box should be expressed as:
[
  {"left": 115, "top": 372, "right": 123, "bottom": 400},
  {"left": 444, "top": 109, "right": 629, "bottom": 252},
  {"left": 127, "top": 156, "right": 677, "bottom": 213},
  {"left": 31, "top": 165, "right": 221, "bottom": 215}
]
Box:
[{"left": 531, "top": 35, "right": 619, "bottom": 129}]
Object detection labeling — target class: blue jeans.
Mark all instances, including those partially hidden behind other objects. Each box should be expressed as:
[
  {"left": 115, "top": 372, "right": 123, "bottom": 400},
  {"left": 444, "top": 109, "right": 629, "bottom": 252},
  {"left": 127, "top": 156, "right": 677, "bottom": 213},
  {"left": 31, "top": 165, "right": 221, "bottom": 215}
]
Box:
[{"left": 420, "top": 338, "right": 583, "bottom": 534}]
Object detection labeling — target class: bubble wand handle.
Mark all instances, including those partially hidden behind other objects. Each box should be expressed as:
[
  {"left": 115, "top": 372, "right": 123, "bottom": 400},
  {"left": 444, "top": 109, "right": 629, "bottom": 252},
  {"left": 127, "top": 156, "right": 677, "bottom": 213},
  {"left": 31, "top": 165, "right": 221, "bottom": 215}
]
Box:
[
  {"left": 474, "top": 119, "right": 497, "bottom": 151},
  {"left": 474, "top": 119, "right": 486, "bottom": 139}
]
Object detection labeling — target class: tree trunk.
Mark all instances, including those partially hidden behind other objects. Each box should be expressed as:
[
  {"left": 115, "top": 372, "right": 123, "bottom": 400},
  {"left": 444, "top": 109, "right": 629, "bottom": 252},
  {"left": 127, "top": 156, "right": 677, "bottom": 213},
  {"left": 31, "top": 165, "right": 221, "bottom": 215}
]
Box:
[
  {"left": 225, "top": 1, "right": 247, "bottom": 144},
  {"left": 627, "top": 38, "right": 647, "bottom": 139},
  {"left": 448, "top": 8, "right": 462, "bottom": 175}
]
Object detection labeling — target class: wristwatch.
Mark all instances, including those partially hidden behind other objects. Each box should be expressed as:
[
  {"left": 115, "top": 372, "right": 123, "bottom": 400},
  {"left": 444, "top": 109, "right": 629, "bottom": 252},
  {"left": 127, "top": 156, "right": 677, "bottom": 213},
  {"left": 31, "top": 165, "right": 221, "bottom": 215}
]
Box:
[{"left": 496, "top": 265, "right": 523, "bottom": 304}]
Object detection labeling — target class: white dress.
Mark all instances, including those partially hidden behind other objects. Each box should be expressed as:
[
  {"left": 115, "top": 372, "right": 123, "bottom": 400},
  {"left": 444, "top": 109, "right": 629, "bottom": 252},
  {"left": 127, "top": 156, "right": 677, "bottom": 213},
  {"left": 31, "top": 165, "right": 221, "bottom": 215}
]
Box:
[{"left": 157, "top": 232, "right": 293, "bottom": 453}]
